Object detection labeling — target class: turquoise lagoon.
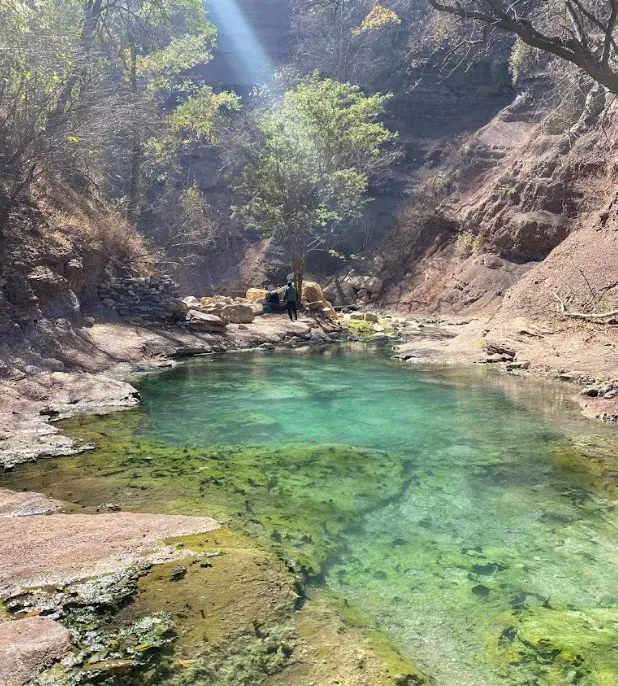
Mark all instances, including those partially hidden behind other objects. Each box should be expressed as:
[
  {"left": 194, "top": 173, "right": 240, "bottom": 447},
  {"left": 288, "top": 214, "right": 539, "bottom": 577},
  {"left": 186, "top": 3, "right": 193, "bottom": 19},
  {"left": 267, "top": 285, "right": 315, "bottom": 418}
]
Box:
[{"left": 4, "top": 345, "right": 618, "bottom": 684}]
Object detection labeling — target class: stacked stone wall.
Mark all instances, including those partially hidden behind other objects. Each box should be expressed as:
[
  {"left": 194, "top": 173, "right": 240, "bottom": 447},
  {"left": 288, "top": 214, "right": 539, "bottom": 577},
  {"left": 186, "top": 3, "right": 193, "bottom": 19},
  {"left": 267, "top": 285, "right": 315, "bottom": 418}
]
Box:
[{"left": 98, "top": 276, "right": 185, "bottom": 321}]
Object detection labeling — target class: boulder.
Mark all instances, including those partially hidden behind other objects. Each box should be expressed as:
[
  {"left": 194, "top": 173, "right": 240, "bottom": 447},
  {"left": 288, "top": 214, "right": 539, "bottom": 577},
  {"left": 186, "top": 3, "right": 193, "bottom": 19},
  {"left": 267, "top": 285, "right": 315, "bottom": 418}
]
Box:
[
  {"left": 482, "top": 254, "right": 504, "bottom": 270},
  {"left": 201, "top": 303, "right": 224, "bottom": 316},
  {"left": 182, "top": 296, "right": 200, "bottom": 308},
  {"left": 302, "top": 281, "right": 324, "bottom": 303},
  {"left": 323, "top": 278, "right": 357, "bottom": 306},
  {"left": 364, "top": 312, "right": 379, "bottom": 323},
  {"left": 220, "top": 303, "right": 254, "bottom": 325},
  {"left": 200, "top": 296, "right": 232, "bottom": 308},
  {"left": 27, "top": 266, "right": 69, "bottom": 297},
  {"left": 349, "top": 312, "right": 365, "bottom": 320},
  {"left": 185, "top": 310, "right": 226, "bottom": 332},
  {"left": 246, "top": 288, "right": 268, "bottom": 303},
  {"left": 347, "top": 274, "right": 383, "bottom": 295}
]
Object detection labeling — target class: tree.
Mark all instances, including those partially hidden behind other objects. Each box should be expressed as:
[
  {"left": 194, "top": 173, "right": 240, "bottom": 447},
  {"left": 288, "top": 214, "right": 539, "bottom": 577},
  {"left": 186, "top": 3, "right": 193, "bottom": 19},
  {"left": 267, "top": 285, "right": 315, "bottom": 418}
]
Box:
[
  {"left": 0, "top": 1, "right": 79, "bottom": 231},
  {"left": 292, "top": 1, "right": 411, "bottom": 87},
  {"left": 143, "top": 87, "right": 241, "bottom": 271},
  {"left": 427, "top": 0, "right": 618, "bottom": 94},
  {"left": 0, "top": 0, "right": 239, "bottom": 255},
  {"left": 81, "top": 0, "right": 219, "bottom": 222},
  {"left": 234, "top": 73, "right": 395, "bottom": 295}
]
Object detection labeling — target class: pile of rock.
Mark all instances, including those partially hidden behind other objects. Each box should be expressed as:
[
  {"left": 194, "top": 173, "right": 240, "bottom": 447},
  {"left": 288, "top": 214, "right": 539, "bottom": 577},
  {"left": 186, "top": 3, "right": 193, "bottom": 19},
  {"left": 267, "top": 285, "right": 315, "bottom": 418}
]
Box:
[
  {"left": 98, "top": 276, "right": 186, "bottom": 321},
  {"left": 180, "top": 295, "right": 259, "bottom": 332},
  {"left": 324, "top": 272, "right": 384, "bottom": 307},
  {"left": 301, "top": 282, "right": 338, "bottom": 321},
  {"left": 182, "top": 296, "right": 256, "bottom": 324},
  {"left": 243, "top": 282, "right": 338, "bottom": 321}
]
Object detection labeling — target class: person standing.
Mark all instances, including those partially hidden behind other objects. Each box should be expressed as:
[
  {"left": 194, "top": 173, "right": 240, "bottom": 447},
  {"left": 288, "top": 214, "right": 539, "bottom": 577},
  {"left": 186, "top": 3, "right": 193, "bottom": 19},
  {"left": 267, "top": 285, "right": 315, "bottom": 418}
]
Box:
[{"left": 284, "top": 281, "right": 299, "bottom": 321}]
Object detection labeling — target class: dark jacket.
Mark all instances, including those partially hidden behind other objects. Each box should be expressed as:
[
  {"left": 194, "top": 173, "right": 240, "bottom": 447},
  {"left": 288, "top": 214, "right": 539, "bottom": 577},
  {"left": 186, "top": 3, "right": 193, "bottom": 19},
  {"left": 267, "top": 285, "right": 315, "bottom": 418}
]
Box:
[{"left": 284, "top": 285, "right": 299, "bottom": 303}]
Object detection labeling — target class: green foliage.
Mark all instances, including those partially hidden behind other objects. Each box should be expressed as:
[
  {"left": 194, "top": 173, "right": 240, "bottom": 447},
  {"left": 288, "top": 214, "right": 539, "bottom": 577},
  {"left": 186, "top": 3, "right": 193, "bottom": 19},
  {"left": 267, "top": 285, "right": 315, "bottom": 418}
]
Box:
[
  {"left": 509, "top": 38, "right": 540, "bottom": 83},
  {"left": 455, "top": 229, "right": 484, "bottom": 258},
  {"left": 0, "top": 0, "right": 225, "bottom": 234},
  {"left": 168, "top": 87, "right": 241, "bottom": 142},
  {"left": 146, "top": 86, "right": 240, "bottom": 175},
  {"left": 353, "top": 4, "right": 401, "bottom": 36},
  {"left": 235, "top": 73, "right": 395, "bottom": 265},
  {"left": 138, "top": 34, "right": 216, "bottom": 93}
]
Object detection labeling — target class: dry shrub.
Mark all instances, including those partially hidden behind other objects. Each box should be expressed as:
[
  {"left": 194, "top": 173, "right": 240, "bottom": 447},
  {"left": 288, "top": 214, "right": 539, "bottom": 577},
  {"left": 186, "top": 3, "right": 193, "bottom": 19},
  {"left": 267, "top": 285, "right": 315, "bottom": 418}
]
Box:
[
  {"left": 455, "top": 229, "right": 484, "bottom": 258},
  {"left": 36, "top": 176, "right": 156, "bottom": 273}
]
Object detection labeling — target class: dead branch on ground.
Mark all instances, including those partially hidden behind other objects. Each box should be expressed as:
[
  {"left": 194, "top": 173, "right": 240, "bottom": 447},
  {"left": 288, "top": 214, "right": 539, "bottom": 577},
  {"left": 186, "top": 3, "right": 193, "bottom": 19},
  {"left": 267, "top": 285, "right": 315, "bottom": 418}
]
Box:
[{"left": 550, "top": 290, "right": 618, "bottom": 319}]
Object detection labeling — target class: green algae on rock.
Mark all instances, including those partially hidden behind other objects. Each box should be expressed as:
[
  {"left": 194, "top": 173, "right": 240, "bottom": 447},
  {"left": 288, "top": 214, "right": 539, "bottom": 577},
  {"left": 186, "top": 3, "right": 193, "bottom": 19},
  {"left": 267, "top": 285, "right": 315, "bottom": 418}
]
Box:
[{"left": 1, "top": 420, "right": 408, "bottom": 579}]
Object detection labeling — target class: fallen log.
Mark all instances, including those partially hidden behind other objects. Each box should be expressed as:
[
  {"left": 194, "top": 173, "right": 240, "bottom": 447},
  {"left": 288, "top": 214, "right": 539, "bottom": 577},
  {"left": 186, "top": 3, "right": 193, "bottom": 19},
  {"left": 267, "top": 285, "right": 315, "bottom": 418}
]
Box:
[{"left": 550, "top": 291, "right": 618, "bottom": 320}]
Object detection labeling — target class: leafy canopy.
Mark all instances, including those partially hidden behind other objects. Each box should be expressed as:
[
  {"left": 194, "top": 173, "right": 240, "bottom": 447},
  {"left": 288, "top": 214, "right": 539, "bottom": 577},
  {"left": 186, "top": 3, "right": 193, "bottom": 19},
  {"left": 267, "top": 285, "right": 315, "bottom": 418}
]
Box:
[{"left": 235, "top": 73, "right": 395, "bottom": 256}]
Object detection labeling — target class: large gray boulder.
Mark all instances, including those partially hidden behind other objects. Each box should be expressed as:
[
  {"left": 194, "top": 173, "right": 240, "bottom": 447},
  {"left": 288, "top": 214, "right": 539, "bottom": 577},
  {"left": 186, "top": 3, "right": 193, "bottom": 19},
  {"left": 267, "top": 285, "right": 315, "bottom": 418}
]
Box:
[
  {"left": 346, "top": 274, "right": 383, "bottom": 295},
  {"left": 185, "top": 310, "right": 226, "bottom": 332},
  {"left": 220, "top": 303, "right": 254, "bottom": 324}
]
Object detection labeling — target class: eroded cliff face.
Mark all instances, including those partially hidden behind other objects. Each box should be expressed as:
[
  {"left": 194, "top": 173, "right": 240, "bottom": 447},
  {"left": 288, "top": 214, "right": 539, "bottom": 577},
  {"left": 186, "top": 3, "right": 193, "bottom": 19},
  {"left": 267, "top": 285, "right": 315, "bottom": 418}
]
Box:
[
  {"left": 375, "top": 92, "right": 618, "bottom": 381},
  {"left": 383, "top": 93, "right": 618, "bottom": 312}
]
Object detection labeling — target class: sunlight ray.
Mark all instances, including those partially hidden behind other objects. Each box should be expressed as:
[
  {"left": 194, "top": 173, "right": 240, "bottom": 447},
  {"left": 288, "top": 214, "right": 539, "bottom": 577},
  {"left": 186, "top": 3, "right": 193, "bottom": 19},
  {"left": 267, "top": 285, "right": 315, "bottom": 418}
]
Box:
[{"left": 207, "top": 0, "right": 273, "bottom": 85}]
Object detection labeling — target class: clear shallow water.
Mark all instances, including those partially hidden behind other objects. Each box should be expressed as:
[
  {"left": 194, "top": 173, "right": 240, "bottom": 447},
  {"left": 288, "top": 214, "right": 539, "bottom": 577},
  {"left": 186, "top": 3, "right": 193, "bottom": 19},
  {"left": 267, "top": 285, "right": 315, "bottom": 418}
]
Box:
[
  {"left": 6, "top": 346, "right": 618, "bottom": 684},
  {"left": 135, "top": 346, "right": 618, "bottom": 685}
]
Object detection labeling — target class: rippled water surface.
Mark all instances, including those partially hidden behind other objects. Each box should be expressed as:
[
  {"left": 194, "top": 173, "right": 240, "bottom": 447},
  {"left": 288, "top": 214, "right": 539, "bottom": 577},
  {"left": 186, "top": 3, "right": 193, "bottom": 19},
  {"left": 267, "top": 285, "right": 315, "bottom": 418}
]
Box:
[{"left": 6, "top": 346, "right": 618, "bottom": 684}]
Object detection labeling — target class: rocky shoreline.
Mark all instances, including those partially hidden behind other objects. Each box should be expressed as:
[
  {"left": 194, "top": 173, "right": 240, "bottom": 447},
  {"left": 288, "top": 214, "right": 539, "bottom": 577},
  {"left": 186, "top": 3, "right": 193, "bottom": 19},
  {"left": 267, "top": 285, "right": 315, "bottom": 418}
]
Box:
[
  {"left": 0, "top": 305, "right": 616, "bottom": 685},
  {"left": 0, "top": 313, "right": 347, "bottom": 470}
]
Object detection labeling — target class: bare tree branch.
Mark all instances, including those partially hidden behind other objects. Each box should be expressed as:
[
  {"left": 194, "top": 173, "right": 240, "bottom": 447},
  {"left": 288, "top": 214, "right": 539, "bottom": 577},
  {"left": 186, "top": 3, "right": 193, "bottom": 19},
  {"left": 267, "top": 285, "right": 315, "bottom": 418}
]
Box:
[{"left": 427, "top": 0, "right": 618, "bottom": 93}]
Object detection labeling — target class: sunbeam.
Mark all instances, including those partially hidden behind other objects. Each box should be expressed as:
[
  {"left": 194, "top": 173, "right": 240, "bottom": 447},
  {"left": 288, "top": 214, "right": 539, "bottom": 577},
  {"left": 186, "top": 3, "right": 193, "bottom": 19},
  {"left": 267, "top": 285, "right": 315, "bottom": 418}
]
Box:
[{"left": 207, "top": 0, "right": 274, "bottom": 86}]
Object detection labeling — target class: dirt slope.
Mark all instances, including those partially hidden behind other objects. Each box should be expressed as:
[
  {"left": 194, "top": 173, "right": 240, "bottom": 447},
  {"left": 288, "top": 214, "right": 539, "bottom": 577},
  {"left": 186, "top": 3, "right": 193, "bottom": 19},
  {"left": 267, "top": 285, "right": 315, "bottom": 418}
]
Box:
[{"left": 379, "top": 92, "right": 618, "bottom": 385}]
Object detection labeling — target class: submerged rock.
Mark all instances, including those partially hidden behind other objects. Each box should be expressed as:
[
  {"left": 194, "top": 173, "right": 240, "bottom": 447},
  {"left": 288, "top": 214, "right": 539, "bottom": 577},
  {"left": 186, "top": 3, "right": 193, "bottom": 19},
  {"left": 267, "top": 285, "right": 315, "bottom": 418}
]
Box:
[{"left": 170, "top": 566, "right": 187, "bottom": 582}]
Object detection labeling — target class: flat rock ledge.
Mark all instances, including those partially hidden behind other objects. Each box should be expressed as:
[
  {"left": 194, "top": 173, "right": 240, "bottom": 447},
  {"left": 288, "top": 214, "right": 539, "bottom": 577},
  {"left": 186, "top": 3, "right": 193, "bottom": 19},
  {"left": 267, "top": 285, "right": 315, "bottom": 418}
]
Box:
[
  {"left": 0, "top": 616, "right": 72, "bottom": 686},
  {"left": 0, "top": 506, "right": 219, "bottom": 596},
  {"left": 0, "top": 488, "right": 220, "bottom": 683},
  {"left": 0, "top": 372, "right": 140, "bottom": 469}
]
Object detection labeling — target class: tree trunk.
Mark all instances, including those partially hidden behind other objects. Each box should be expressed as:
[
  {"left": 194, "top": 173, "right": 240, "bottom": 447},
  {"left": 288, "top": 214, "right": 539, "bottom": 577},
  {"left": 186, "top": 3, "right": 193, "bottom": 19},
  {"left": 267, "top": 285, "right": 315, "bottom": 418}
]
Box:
[
  {"left": 46, "top": 0, "right": 104, "bottom": 132},
  {"left": 291, "top": 254, "right": 305, "bottom": 303},
  {"left": 127, "top": 47, "right": 142, "bottom": 225}
]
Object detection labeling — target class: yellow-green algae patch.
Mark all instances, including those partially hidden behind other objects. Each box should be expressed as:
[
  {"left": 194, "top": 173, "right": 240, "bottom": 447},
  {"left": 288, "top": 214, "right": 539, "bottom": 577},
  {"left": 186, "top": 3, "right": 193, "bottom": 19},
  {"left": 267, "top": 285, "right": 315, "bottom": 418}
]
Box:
[
  {"left": 3, "top": 411, "right": 410, "bottom": 580},
  {"left": 551, "top": 436, "right": 618, "bottom": 499},
  {"left": 104, "top": 530, "right": 427, "bottom": 685},
  {"left": 0, "top": 412, "right": 426, "bottom": 683},
  {"left": 485, "top": 607, "right": 618, "bottom": 686}
]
